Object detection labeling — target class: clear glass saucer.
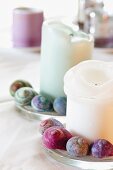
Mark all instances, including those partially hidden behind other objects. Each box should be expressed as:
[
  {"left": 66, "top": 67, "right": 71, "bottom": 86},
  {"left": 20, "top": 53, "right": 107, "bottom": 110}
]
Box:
[
  {"left": 43, "top": 146, "right": 113, "bottom": 170},
  {"left": 15, "top": 104, "right": 66, "bottom": 123}
]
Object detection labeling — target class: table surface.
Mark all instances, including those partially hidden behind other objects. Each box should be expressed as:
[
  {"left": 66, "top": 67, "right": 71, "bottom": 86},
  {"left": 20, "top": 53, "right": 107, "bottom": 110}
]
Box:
[{"left": 0, "top": 47, "right": 113, "bottom": 170}]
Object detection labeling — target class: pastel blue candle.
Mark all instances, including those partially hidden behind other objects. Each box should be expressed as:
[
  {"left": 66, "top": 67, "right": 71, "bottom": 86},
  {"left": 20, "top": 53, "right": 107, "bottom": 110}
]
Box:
[{"left": 40, "top": 19, "right": 94, "bottom": 99}]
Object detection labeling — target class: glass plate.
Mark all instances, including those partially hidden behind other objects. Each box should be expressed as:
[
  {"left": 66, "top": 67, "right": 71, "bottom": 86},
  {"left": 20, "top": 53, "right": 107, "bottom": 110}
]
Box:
[
  {"left": 15, "top": 104, "right": 66, "bottom": 123},
  {"left": 43, "top": 146, "right": 113, "bottom": 170}
]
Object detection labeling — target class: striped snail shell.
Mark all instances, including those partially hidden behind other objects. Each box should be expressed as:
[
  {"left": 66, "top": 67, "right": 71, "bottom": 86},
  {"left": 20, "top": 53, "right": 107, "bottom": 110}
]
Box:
[
  {"left": 10, "top": 79, "right": 32, "bottom": 97},
  {"left": 15, "top": 87, "right": 38, "bottom": 106},
  {"left": 31, "top": 95, "right": 53, "bottom": 112}
]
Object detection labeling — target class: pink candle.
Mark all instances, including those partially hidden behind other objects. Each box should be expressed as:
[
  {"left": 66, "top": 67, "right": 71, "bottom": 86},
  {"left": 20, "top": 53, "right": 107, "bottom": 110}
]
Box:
[{"left": 12, "top": 7, "right": 44, "bottom": 48}]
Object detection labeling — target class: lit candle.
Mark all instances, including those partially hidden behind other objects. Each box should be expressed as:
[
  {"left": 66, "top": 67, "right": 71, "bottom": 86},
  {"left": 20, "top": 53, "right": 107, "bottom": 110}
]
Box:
[
  {"left": 64, "top": 60, "right": 113, "bottom": 143},
  {"left": 40, "top": 19, "right": 94, "bottom": 99}
]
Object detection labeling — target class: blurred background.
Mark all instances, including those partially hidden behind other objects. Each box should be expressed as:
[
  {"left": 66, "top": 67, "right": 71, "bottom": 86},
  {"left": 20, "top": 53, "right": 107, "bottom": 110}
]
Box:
[{"left": 0, "top": 0, "right": 113, "bottom": 48}]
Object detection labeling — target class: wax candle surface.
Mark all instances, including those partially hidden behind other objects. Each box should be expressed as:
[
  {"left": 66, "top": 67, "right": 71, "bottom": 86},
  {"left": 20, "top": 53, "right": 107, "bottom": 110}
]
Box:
[
  {"left": 40, "top": 20, "right": 94, "bottom": 99},
  {"left": 12, "top": 7, "right": 44, "bottom": 47},
  {"left": 64, "top": 60, "right": 113, "bottom": 143}
]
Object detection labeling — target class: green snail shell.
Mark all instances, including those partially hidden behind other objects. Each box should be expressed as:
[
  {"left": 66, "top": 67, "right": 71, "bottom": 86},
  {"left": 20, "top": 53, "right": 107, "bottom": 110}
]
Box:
[
  {"left": 10, "top": 79, "right": 32, "bottom": 97},
  {"left": 15, "top": 87, "right": 38, "bottom": 106}
]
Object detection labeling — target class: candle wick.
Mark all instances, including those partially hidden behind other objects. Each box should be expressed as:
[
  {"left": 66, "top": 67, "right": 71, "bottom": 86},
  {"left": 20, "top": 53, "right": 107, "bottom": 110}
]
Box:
[{"left": 70, "top": 33, "right": 74, "bottom": 36}]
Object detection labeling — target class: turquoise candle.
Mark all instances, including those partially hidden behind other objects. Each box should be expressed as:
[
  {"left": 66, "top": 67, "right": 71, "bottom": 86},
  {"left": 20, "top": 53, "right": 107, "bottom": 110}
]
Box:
[{"left": 40, "top": 19, "right": 94, "bottom": 100}]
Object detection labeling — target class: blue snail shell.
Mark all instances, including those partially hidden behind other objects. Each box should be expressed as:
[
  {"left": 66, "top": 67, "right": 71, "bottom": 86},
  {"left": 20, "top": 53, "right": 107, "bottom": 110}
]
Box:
[{"left": 53, "top": 97, "right": 67, "bottom": 115}]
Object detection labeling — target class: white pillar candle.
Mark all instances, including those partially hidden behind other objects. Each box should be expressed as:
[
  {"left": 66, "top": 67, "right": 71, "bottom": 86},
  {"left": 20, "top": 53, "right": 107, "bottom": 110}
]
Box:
[
  {"left": 64, "top": 60, "right": 113, "bottom": 143},
  {"left": 40, "top": 19, "right": 94, "bottom": 100}
]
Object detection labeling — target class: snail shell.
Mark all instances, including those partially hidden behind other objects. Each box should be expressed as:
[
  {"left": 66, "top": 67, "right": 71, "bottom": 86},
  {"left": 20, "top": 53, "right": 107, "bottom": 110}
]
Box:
[
  {"left": 10, "top": 79, "right": 32, "bottom": 97},
  {"left": 15, "top": 87, "right": 38, "bottom": 106},
  {"left": 31, "top": 95, "right": 53, "bottom": 112}
]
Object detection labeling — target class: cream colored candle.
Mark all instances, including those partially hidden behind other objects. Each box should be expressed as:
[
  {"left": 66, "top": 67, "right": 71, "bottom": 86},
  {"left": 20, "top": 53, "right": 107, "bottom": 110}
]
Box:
[
  {"left": 40, "top": 19, "right": 94, "bottom": 99},
  {"left": 64, "top": 60, "right": 113, "bottom": 143}
]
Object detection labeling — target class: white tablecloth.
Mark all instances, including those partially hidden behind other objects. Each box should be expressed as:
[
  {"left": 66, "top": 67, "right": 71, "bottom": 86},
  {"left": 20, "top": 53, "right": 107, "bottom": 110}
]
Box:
[
  {"left": 0, "top": 47, "right": 113, "bottom": 170},
  {"left": 0, "top": 48, "right": 40, "bottom": 102}
]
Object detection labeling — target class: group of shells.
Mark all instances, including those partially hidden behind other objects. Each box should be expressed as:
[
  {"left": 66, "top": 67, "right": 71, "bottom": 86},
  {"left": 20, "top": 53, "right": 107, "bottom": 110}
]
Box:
[{"left": 10, "top": 79, "right": 67, "bottom": 115}]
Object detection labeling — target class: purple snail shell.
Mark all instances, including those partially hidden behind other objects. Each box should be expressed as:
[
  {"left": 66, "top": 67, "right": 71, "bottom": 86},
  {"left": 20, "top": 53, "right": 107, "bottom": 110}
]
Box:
[
  {"left": 31, "top": 95, "right": 53, "bottom": 112},
  {"left": 39, "top": 118, "right": 64, "bottom": 135},
  {"left": 91, "top": 139, "right": 113, "bottom": 158}
]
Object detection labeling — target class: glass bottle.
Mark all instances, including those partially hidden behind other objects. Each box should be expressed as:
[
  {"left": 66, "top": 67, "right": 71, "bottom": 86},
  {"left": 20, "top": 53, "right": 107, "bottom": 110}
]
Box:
[
  {"left": 84, "top": 0, "right": 113, "bottom": 48},
  {"left": 77, "top": 0, "right": 85, "bottom": 30}
]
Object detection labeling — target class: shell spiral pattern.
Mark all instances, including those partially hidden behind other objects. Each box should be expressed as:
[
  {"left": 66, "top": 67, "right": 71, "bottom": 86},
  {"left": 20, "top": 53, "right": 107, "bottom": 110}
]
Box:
[
  {"left": 15, "top": 87, "right": 38, "bottom": 106},
  {"left": 31, "top": 95, "right": 53, "bottom": 112},
  {"left": 10, "top": 80, "right": 32, "bottom": 97}
]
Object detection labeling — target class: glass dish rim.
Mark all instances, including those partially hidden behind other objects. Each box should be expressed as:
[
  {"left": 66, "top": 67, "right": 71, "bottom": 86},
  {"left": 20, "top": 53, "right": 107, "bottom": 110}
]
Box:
[
  {"left": 43, "top": 146, "right": 113, "bottom": 170},
  {"left": 15, "top": 103, "right": 66, "bottom": 122}
]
